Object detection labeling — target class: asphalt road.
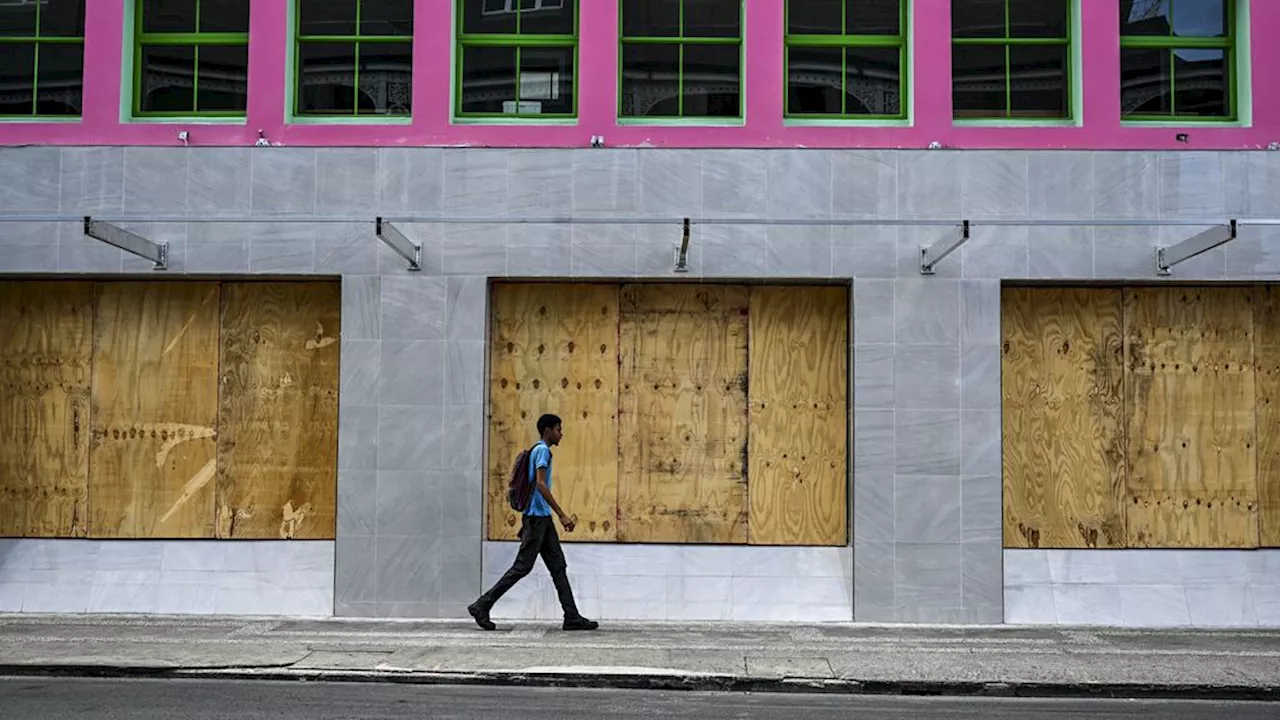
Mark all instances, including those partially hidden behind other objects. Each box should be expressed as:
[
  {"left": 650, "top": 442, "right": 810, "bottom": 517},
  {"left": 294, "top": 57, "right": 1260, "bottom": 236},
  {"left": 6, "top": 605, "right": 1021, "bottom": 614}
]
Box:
[{"left": 0, "top": 678, "right": 1275, "bottom": 719}]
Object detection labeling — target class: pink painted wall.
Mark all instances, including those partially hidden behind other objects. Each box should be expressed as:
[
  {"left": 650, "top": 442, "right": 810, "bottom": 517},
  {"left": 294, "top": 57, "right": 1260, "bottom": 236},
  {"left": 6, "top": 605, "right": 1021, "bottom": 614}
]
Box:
[{"left": 0, "top": 0, "right": 1277, "bottom": 149}]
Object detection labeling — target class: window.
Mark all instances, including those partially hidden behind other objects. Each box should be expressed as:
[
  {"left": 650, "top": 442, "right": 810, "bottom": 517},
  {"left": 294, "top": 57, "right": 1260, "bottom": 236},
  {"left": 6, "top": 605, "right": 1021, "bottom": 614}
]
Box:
[
  {"left": 1120, "top": 0, "right": 1235, "bottom": 121},
  {"left": 786, "top": 0, "right": 907, "bottom": 119},
  {"left": 0, "top": 0, "right": 85, "bottom": 117},
  {"left": 134, "top": 0, "right": 249, "bottom": 117},
  {"left": 296, "top": 0, "right": 413, "bottom": 117},
  {"left": 952, "top": 0, "right": 1072, "bottom": 120},
  {"left": 619, "top": 0, "right": 742, "bottom": 120},
  {"left": 456, "top": 0, "right": 577, "bottom": 118}
]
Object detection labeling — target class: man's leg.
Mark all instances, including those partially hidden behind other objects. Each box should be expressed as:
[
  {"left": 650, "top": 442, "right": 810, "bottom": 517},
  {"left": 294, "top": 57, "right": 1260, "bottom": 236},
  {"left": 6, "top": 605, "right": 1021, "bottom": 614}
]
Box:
[
  {"left": 539, "top": 521, "right": 597, "bottom": 630},
  {"left": 469, "top": 515, "right": 544, "bottom": 630}
]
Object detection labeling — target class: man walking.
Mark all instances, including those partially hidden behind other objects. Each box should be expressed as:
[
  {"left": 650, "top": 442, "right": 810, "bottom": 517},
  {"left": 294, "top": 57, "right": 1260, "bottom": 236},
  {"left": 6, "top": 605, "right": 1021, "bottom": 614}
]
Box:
[{"left": 469, "top": 414, "right": 599, "bottom": 632}]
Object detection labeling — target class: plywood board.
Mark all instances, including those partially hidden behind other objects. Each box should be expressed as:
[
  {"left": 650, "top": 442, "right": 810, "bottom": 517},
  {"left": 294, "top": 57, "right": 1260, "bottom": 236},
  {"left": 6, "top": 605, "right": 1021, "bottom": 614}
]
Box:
[
  {"left": 617, "top": 284, "right": 750, "bottom": 544},
  {"left": 0, "top": 281, "right": 94, "bottom": 538},
  {"left": 1252, "top": 285, "right": 1280, "bottom": 547},
  {"left": 1000, "top": 288, "right": 1128, "bottom": 549},
  {"left": 747, "top": 285, "right": 849, "bottom": 546},
  {"left": 89, "top": 282, "right": 220, "bottom": 538},
  {"left": 487, "top": 283, "right": 620, "bottom": 543},
  {"left": 216, "top": 282, "right": 341, "bottom": 540},
  {"left": 1125, "top": 287, "right": 1259, "bottom": 549}
]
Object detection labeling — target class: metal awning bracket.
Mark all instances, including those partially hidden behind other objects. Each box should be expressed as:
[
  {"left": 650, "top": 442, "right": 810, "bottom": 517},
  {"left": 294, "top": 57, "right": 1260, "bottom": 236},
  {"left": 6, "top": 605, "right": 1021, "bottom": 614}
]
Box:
[
  {"left": 1156, "top": 219, "right": 1237, "bottom": 276},
  {"left": 919, "top": 220, "right": 970, "bottom": 275},
  {"left": 673, "top": 217, "right": 690, "bottom": 273},
  {"left": 375, "top": 217, "right": 422, "bottom": 271},
  {"left": 84, "top": 216, "right": 168, "bottom": 270}
]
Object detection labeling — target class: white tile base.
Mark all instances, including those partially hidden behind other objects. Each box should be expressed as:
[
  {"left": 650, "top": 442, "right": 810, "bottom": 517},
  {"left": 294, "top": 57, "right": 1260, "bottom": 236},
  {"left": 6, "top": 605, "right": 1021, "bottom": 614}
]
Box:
[
  {"left": 0, "top": 539, "right": 334, "bottom": 617},
  {"left": 1005, "top": 549, "right": 1280, "bottom": 628},
  {"left": 482, "top": 542, "right": 853, "bottom": 622}
]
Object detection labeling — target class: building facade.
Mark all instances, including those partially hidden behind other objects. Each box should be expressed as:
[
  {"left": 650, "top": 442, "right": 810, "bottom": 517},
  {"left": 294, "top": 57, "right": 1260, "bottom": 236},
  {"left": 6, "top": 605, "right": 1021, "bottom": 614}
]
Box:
[{"left": 1, "top": 0, "right": 1279, "bottom": 627}]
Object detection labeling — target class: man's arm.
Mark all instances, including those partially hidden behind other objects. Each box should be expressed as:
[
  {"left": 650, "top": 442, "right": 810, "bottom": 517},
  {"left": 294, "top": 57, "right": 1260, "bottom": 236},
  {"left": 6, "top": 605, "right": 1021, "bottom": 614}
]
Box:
[{"left": 533, "top": 467, "right": 574, "bottom": 530}]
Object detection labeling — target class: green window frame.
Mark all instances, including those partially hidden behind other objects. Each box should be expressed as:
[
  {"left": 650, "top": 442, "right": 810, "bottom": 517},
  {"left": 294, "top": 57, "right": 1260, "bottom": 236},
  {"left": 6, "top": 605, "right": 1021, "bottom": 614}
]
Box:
[
  {"left": 454, "top": 0, "right": 579, "bottom": 120},
  {"left": 295, "top": 0, "right": 414, "bottom": 118},
  {"left": 619, "top": 0, "right": 744, "bottom": 120},
  {"left": 134, "top": 0, "right": 250, "bottom": 118},
  {"left": 951, "top": 0, "right": 1073, "bottom": 120},
  {"left": 1120, "top": 0, "right": 1237, "bottom": 122},
  {"left": 0, "top": 1, "right": 85, "bottom": 118},
  {"left": 785, "top": 0, "right": 909, "bottom": 120}
]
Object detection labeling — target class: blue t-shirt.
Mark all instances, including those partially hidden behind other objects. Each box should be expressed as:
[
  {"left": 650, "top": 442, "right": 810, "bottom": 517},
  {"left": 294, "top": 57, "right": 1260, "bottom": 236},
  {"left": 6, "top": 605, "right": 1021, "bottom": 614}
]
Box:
[{"left": 525, "top": 441, "right": 553, "bottom": 517}]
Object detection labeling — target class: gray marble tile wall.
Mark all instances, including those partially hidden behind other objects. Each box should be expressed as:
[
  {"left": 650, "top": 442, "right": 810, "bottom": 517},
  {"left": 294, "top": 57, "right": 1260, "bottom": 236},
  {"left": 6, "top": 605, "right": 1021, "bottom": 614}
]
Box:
[
  {"left": 1006, "top": 550, "right": 1280, "bottom": 627},
  {"left": 0, "top": 147, "right": 1276, "bottom": 624}
]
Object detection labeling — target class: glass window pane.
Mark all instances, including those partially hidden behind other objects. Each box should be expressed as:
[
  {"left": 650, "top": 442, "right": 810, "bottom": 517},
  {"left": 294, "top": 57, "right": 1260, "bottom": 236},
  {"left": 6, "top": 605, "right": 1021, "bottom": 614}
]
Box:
[
  {"left": 0, "top": 2, "right": 36, "bottom": 37},
  {"left": 516, "top": 46, "right": 574, "bottom": 114},
  {"left": 1174, "top": 47, "right": 1229, "bottom": 116},
  {"left": 788, "top": 0, "right": 841, "bottom": 35},
  {"left": 41, "top": 0, "right": 87, "bottom": 37},
  {"left": 300, "top": 0, "right": 357, "bottom": 36},
  {"left": 200, "top": 0, "right": 249, "bottom": 33},
  {"left": 1120, "top": 0, "right": 1172, "bottom": 36},
  {"left": 952, "top": 43, "right": 1006, "bottom": 117},
  {"left": 36, "top": 42, "right": 83, "bottom": 115},
  {"left": 461, "top": 45, "right": 517, "bottom": 114},
  {"left": 788, "top": 46, "right": 843, "bottom": 114},
  {"left": 194, "top": 45, "right": 247, "bottom": 112},
  {"left": 1173, "top": 0, "right": 1228, "bottom": 39},
  {"left": 1120, "top": 47, "right": 1171, "bottom": 116},
  {"left": 623, "top": 0, "right": 680, "bottom": 37},
  {"left": 140, "top": 45, "right": 195, "bottom": 113},
  {"left": 620, "top": 42, "right": 679, "bottom": 116},
  {"left": 0, "top": 44, "right": 35, "bottom": 114},
  {"left": 520, "top": 0, "right": 575, "bottom": 34},
  {"left": 143, "top": 0, "right": 196, "bottom": 33},
  {"left": 463, "top": 0, "right": 517, "bottom": 34},
  {"left": 682, "top": 43, "right": 740, "bottom": 117},
  {"left": 684, "top": 0, "right": 740, "bottom": 38},
  {"left": 1009, "top": 44, "right": 1067, "bottom": 117},
  {"left": 358, "top": 42, "right": 413, "bottom": 114},
  {"left": 361, "top": 0, "right": 414, "bottom": 35},
  {"left": 951, "top": 0, "right": 1005, "bottom": 38},
  {"left": 298, "top": 42, "right": 356, "bottom": 114},
  {"left": 848, "top": 0, "right": 901, "bottom": 35},
  {"left": 846, "top": 45, "right": 901, "bottom": 115},
  {"left": 1008, "top": 0, "right": 1067, "bottom": 38}
]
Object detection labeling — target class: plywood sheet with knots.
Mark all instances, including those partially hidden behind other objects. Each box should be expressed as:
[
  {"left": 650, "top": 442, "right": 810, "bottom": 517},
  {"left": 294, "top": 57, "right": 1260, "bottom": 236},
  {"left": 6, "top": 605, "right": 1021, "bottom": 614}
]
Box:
[
  {"left": 89, "top": 282, "right": 220, "bottom": 538},
  {"left": 747, "top": 285, "right": 848, "bottom": 546},
  {"left": 617, "top": 284, "right": 750, "bottom": 544},
  {"left": 487, "top": 283, "right": 619, "bottom": 542},
  {"left": 1251, "top": 285, "right": 1280, "bottom": 547},
  {"left": 0, "top": 281, "right": 94, "bottom": 538},
  {"left": 216, "top": 282, "right": 340, "bottom": 540},
  {"left": 1125, "top": 287, "right": 1259, "bottom": 548},
  {"left": 1000, "top": 287, "right": 1128, "bottom": 549}
]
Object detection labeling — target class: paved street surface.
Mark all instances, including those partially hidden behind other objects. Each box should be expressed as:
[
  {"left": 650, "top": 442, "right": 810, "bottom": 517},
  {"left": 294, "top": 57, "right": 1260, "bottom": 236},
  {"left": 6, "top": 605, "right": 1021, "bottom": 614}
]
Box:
[
  {"left": 1, "top": 678, "right": 1276, "bottom": 720},
  {"left": 2, "top": 615, "right": 1280, "bottom": 699}
]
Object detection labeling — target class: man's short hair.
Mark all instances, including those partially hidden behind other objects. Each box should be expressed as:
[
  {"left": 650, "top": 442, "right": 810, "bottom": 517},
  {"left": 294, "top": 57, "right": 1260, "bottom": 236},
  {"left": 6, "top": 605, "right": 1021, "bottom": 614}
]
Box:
[{"left": 537, "top": 414, "right": 562, "bottom": 435}]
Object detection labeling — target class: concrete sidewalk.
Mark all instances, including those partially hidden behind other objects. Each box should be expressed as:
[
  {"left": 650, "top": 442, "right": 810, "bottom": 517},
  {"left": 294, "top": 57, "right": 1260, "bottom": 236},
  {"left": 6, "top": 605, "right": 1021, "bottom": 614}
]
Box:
[{"left": 2, "top": 614, "right": 1280, "bottom": 700}]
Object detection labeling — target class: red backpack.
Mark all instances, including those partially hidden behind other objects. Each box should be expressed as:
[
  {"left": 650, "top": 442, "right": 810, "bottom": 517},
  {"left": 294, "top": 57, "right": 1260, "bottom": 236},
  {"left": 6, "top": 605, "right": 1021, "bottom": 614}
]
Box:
[{"left": 506, "top": 444, "right": 538, "bottom": 512}]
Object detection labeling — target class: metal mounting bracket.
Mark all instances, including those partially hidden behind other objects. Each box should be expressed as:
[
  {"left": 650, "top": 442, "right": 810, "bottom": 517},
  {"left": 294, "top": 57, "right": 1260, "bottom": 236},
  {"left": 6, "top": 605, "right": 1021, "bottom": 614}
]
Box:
[
  {"left": 673, "top": 218, "right": 690, "bottom": 273},
  {"left": 919, "top": 220, "right": 970, "bottom": 275},
  {"left": 84, "top": 216, "right": 168, "bottom": 270},
  {"left": 1156, "top": 220, "right": 1237, "bottom": 276},
  {"left": 375, "top": 217, "right": 422, "bottom": 271}
]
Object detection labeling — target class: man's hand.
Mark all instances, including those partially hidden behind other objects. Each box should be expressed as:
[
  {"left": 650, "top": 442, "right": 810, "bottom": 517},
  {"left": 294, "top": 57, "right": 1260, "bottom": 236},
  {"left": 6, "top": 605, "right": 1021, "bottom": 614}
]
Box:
[{"left": 560, "top": 513, "right": 576, "bottom": 532}]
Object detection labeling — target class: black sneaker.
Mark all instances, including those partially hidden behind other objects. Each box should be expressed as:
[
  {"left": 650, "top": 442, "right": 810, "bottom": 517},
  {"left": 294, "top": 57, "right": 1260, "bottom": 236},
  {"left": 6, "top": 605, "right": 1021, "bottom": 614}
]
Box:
[
  {"left": 563, "top": 616, "right": 599, "bottom": 631},
  {"left": 468, "top": 602, "right": 496, "bottom": 631}
]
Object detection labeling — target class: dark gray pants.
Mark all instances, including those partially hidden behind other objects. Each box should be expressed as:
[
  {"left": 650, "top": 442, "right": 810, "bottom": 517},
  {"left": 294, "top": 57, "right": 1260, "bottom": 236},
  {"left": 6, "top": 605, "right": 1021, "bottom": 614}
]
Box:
[{"left": 477, "top": 515, "right": 580, "bottom": 618}]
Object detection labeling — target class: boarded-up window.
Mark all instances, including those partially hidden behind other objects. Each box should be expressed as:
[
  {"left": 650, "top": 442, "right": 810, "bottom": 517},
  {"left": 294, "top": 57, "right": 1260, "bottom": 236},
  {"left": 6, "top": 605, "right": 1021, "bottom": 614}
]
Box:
[
  {"left": 0, "top": 280, "right": 340, "bottom": 540},
  {"left": 1002, "top": 285, "right": 1276, "bottom": 550},
  {"left": 487, "top": 282, "right": 849, "bottom": 547}
]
